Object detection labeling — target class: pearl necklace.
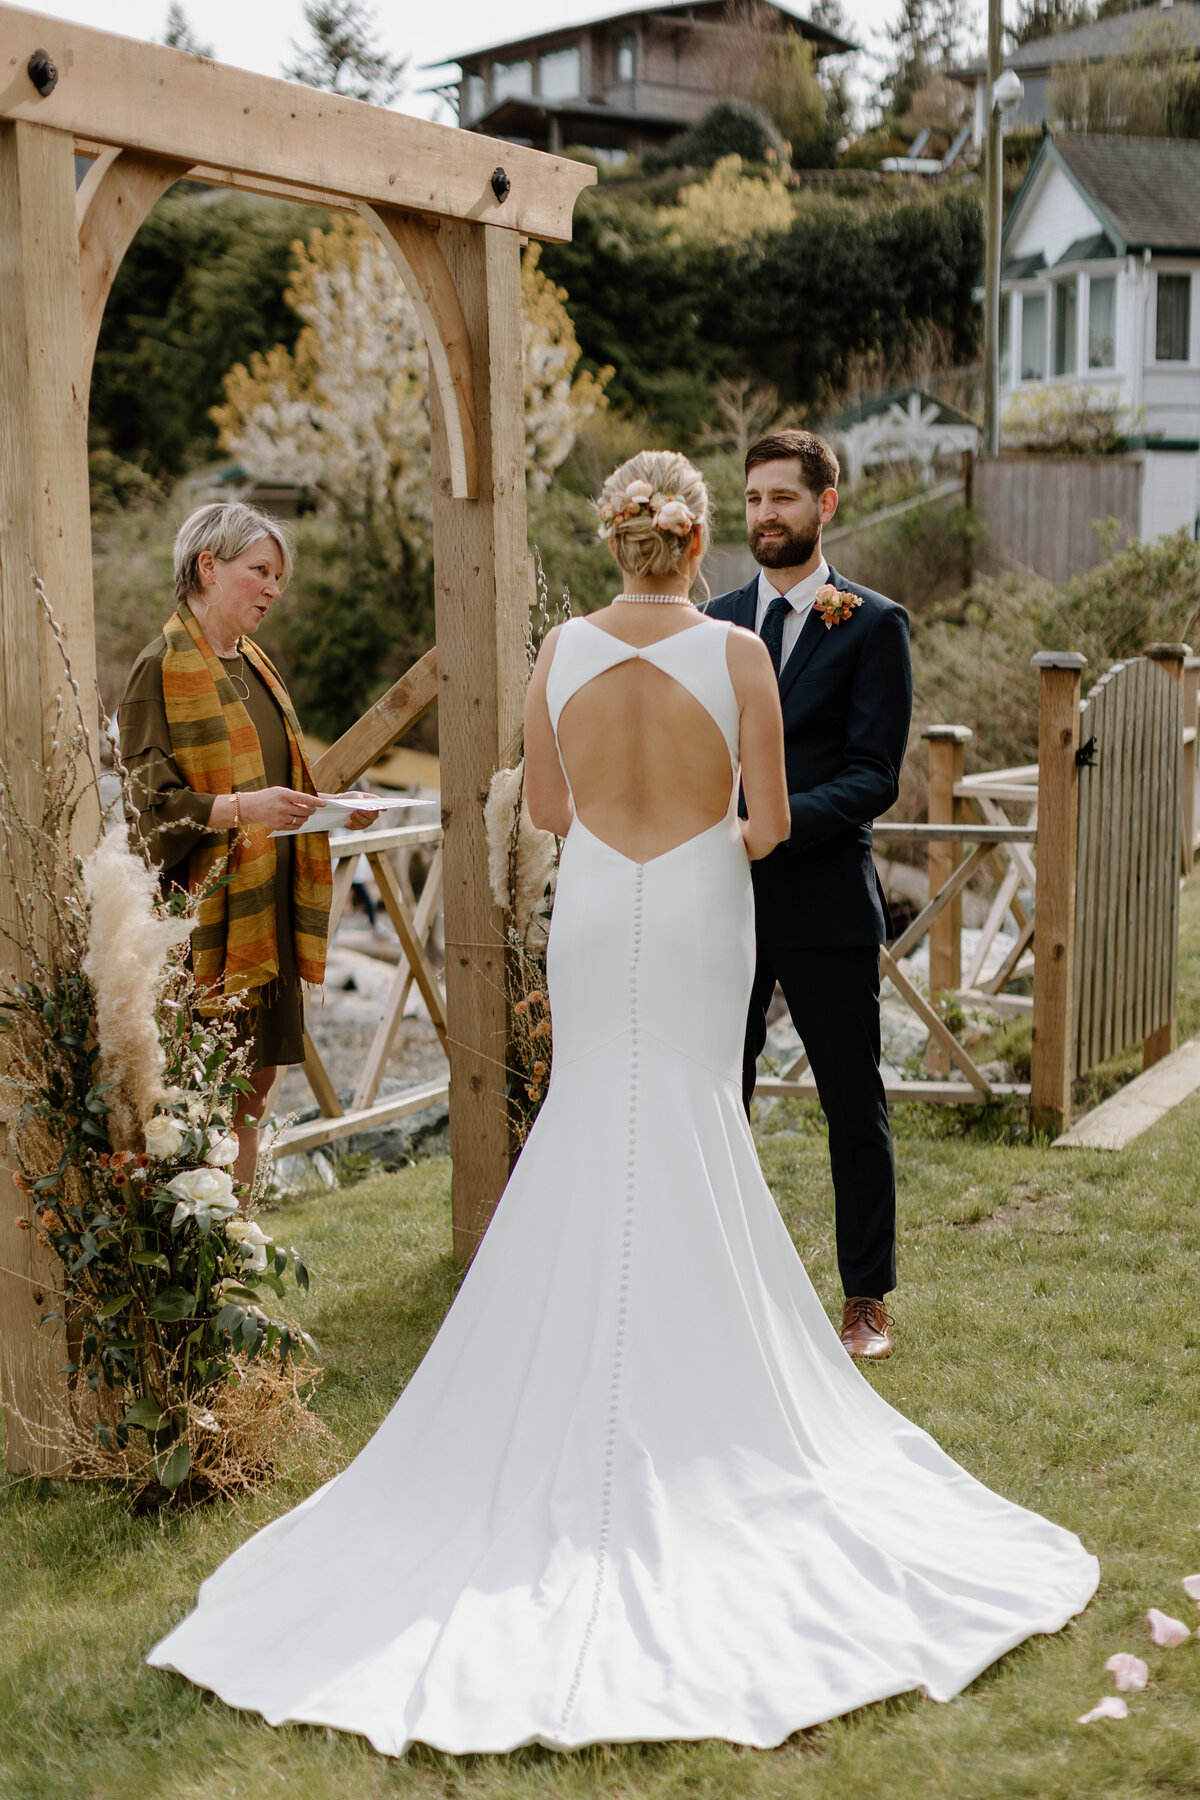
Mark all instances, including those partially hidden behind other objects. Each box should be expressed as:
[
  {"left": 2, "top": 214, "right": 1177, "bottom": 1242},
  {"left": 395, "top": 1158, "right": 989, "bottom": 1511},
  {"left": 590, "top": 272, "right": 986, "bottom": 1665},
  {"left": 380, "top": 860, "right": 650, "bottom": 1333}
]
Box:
[{"left": 614, "top": 592, "right": 694, "bottom": 606}]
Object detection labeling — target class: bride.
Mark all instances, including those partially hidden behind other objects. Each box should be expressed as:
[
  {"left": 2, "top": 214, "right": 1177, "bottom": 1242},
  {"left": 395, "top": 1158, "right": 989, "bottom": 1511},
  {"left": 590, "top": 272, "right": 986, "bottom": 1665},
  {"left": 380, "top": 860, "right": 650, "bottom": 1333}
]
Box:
[{"left": 148, "top": 451, "right": 1098, "bottom": 1755}]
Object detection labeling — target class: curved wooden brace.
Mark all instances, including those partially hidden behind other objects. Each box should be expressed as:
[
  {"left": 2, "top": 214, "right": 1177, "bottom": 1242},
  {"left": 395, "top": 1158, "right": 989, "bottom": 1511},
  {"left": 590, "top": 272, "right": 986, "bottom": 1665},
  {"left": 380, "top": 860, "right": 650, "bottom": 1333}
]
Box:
[
  {"left": 77, "top": 146, "right": 190, "bottom": 398},
  {"left": 357, "top": 201, "right": 479, "bottom": 501}
]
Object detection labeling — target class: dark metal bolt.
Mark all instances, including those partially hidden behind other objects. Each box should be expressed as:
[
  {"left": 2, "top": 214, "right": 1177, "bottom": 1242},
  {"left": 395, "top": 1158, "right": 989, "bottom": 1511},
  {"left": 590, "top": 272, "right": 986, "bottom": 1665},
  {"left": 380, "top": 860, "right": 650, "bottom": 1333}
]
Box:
[
  {"left": 490, "top": 166, "right": 511, "bottom": 204},
  {"left": 27, "top": 48, "right": 59, "bottom": 96}
]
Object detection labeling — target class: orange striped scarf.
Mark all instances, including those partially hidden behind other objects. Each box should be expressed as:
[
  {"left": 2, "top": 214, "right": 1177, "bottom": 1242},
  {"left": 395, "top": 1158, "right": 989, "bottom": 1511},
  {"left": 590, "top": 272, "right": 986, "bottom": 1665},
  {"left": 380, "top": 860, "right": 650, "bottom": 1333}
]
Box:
[{"left": 160, "top": 601, "right": 332, "bottom": 999}]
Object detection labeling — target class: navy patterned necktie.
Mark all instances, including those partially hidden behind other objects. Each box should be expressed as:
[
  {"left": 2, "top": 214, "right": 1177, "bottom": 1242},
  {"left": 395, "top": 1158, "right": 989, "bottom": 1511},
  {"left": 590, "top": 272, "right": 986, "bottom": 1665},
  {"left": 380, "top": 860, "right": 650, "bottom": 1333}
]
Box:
[{"left": 759, "top": 593, "right": 792, "bottom": 678}]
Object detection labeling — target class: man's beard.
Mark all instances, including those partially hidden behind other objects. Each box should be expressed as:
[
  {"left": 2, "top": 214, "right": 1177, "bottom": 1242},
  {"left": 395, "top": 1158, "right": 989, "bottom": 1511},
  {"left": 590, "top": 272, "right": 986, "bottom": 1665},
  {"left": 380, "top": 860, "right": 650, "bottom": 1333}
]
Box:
[{"left": 749, "top": 520, "right": 820, "bottom": 568}]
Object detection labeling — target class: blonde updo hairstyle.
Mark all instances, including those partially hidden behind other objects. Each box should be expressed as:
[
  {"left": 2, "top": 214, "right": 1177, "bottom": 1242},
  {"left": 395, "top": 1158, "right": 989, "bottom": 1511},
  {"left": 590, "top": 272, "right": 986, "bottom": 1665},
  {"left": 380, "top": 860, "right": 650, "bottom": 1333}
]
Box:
[{"left": 595, "top": 450, "right": 711, "bottom": 597}]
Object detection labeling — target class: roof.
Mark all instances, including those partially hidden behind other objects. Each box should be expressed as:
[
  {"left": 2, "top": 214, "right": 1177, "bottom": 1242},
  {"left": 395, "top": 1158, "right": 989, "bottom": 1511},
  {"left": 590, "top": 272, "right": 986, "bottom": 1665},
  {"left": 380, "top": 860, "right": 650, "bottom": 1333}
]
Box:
[
  {"left": 1054, "top": 229, "right": 1119, "bottom": 265},
  {"left": 1004, "top": 134, "right": 1200, "bottom": 257},
  {"left": 426, "top": 0, "right": 857, "bottom": 71},
  {"left": 828, "top": 385, "right": 979, "bottom": 430},
  {"left": 952, "top": 0, "right": 1200, "bottom": 77}
]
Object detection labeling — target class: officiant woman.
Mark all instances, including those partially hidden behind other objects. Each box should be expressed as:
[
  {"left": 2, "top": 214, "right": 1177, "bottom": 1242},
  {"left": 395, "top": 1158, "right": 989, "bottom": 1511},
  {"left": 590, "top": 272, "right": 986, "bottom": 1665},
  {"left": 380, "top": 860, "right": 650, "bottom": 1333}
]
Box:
[{"left": 118, "top": 501, "right": 375, "bottom": 1188}]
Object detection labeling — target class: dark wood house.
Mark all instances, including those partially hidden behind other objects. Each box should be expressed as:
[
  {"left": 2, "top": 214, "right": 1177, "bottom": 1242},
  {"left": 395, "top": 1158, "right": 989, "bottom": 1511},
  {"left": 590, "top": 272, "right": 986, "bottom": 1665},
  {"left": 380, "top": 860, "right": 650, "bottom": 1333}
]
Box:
[{"left": 425, "top": 1, "right": 855, "bottom": 158}]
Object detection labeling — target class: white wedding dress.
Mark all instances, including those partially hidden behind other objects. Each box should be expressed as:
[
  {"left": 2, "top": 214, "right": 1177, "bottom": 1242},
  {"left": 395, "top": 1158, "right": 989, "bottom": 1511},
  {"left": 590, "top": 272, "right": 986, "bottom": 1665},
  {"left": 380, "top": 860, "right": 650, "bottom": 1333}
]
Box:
[{"left": 148, "top": 615, "right": 1098, "bottom": 1754}]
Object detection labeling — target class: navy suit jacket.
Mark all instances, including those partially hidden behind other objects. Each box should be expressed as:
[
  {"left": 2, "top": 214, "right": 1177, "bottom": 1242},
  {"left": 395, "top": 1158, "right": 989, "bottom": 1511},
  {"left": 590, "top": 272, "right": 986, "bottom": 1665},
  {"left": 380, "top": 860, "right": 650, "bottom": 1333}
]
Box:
[{"left": 705, "top": 566, "right": 913, "bottom": 948}]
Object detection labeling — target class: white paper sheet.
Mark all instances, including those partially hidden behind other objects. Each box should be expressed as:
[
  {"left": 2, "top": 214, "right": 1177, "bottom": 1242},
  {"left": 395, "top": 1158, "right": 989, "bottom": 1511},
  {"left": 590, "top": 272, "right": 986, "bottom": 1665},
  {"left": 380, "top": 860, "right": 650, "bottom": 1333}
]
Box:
[{"left": 270, "top": 793, "right": 424, "bottom": 837}]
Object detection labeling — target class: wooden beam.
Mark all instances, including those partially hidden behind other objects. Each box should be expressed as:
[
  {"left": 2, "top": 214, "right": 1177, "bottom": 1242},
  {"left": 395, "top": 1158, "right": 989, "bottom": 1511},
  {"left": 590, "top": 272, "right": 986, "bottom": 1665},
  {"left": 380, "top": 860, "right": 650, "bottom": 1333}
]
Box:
[
  {"left": 76, "top": 145, "right": 188, "bottom": 393},
  {"left": 0, "top": 120, "right": 100, "bottom": 1474},
  {"left": 358, "top": 204, "right": 478, "bottom": 500},
  {"left": 887, "top": 841, "right": 992, "bottom": 964},
  {"left": 311, "top": 649, "right": 439, "bottom": 793},
  {"left": 757, "top": 1078, "right": 1030, "bottom": 1104},
  {"left": 366, "top": 852, "right": 449, "bottom": 1053},
  {"left": 353, "top": 850, "right": 445, "bottom": 1111},
  {"left": 880, "top": 948, "right": 994, "bottom": 1094},
  {"left": 923, "top": 726, "right": 971, "bottom": 1075},
  {"left": 430, "top": 221, "right": 529, "bottom": 1263},
  {"left": 269, "top": 1078, "right": 449, "bottom": 1158},
  {"left": 0, "top": 7, "right": 595, "bottom": 240}
]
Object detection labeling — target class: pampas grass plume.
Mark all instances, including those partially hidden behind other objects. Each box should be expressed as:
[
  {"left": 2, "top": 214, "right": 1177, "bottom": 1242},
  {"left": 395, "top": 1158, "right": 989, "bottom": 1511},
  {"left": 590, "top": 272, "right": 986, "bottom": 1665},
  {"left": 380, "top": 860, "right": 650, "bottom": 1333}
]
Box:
[
  {"left": 483, "top": 763, "right": 557, "bottom": 943},
  {"left": 82, "top": 835, "right": 193, "bottom": 1139}
]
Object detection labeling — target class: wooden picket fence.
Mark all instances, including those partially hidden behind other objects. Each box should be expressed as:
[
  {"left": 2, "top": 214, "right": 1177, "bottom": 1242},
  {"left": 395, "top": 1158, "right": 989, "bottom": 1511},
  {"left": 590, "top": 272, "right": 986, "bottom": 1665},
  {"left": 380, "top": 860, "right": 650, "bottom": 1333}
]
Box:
[{"left": 760, "top": 642, "right": 1197, "bottom": 1137}]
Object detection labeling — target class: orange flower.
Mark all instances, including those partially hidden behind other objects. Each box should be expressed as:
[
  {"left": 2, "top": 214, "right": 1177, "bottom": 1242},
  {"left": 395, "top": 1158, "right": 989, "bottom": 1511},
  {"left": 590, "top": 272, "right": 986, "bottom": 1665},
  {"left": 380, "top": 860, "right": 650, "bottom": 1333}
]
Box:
[
  {"left": 527, "top": 990, "right": 544, "bottom": 1007},
  {"left": 14, "top": 1216, "right": 30, "bottom": 1231},
  {"left": 532, "top": 1060, "right": 547, "bottom": 1078},
  {"left": 12, "top": 1172, "right": 30, "bottom": 1196},
  {"left": 40, "top": 1210, "right": 58, "bottom": 1231},
  {"left": 109, "top": 1151, "right": 134, "bottom": 1168},
  {"left": 514, "top": 999, "right": 528, "bottom": 1015}
]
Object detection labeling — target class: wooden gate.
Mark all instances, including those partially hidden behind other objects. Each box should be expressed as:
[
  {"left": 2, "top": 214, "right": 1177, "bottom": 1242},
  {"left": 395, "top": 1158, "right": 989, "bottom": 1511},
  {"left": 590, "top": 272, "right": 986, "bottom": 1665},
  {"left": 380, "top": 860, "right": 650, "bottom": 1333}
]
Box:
[{"left": 1073, "top": 655, "right": 1182, "bottom": 1077}]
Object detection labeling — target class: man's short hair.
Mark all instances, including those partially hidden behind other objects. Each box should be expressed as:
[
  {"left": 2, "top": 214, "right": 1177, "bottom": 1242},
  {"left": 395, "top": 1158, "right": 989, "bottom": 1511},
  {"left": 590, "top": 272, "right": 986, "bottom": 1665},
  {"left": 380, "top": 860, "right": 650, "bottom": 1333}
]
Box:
[{"left": 745, "top": 430, "right": 839, "bottom": 496}]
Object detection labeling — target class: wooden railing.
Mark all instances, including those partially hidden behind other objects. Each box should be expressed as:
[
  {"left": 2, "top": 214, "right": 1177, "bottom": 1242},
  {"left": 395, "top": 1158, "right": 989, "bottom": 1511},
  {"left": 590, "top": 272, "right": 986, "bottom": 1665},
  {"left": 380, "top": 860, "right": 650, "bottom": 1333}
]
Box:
[{"left": 761, "top": 642, "right": 1197, "bottom": 1135}]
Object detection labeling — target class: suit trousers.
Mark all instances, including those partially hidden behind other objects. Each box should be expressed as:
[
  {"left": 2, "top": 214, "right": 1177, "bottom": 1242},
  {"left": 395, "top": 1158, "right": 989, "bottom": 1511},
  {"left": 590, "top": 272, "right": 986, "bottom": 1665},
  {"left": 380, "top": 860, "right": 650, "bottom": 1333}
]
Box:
[{"left": 744, "top": 943, "right": 897, "bottom": 1300}]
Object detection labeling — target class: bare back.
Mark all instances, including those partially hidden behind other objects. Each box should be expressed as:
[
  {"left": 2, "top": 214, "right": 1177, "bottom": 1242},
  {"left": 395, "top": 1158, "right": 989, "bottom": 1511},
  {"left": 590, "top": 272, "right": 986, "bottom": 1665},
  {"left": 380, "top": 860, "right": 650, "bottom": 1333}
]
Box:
[
  {"left": 524, "top": 604, "right": 789, "bottom": 866},
  {"left": 558, "top": 614, "right": 733, "bottom": 863}
]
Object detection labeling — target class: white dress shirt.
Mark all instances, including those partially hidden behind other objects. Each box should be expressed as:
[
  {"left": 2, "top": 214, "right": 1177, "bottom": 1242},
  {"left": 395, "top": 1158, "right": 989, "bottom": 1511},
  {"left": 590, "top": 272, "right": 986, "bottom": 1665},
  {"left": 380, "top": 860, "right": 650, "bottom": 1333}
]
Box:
[{"left": 754, "top": 558, "right": 830, "bottom": 670}]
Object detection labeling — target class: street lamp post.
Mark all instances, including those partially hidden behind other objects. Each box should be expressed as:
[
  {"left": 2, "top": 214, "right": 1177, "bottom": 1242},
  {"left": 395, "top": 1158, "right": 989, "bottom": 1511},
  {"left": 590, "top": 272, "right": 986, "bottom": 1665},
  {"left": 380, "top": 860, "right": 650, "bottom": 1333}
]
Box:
[{"left": 982, "top": 0, "right": 1023, "bottom": 459}]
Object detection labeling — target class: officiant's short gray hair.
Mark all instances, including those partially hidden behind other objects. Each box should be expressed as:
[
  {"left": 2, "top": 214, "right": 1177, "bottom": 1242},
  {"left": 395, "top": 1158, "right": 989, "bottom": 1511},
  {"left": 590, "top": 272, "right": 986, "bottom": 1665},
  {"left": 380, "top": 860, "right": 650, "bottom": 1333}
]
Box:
[
  {"left": 596, "top": 450, "right": 710, "bottom": 590},
  {"left": 173, "top": 502, "right": 294, "bottom": 606}
]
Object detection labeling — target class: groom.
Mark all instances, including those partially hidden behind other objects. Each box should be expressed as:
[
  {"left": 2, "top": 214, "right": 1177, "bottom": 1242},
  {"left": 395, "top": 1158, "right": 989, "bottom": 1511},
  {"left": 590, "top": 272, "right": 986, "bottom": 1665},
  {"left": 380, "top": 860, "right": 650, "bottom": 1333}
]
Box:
[{"left": 706, "top": 430, "right": 912, "bottom": 1360}]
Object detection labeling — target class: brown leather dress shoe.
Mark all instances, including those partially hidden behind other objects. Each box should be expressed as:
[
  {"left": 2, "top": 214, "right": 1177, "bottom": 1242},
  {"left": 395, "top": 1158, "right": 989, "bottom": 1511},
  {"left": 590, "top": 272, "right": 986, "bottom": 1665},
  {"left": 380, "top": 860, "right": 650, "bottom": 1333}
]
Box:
[{"left": 840, "top": 1296, "right": 894, "bottom": 1360}]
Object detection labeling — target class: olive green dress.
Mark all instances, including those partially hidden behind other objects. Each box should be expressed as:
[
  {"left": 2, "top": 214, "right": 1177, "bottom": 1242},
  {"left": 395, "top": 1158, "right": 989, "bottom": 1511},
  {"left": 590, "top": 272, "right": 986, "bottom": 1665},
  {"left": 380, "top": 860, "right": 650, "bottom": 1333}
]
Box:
[{"left": 118, "top": 636, "right": 305, "bottom": 1072}]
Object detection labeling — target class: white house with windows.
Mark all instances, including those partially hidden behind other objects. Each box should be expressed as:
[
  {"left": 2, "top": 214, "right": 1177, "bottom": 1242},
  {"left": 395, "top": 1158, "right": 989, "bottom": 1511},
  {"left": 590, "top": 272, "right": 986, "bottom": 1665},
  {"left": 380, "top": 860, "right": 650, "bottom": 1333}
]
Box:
[{"left": 998, "top": 133, "right": 1200, "bottom": 544}]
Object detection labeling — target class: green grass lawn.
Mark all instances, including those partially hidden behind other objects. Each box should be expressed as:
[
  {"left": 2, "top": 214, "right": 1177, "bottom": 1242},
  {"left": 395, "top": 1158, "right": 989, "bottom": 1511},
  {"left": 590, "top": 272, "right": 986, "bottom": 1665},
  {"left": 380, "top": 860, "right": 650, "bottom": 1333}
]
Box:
[{"left": 7, "top": 898, "right": 1200, "bottom": 1797}]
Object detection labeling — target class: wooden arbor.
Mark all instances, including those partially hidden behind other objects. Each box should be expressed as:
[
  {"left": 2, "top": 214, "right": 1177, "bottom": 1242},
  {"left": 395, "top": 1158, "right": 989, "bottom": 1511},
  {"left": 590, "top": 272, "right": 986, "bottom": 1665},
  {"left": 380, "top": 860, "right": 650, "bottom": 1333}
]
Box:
[{"left": 0, "top": 7, "right": 594, "bottom": 1470}]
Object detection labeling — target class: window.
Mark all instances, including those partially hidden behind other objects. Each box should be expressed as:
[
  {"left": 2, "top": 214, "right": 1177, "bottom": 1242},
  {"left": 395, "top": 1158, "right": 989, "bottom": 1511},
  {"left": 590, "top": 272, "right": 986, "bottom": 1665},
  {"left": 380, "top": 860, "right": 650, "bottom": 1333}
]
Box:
[
  {"left": 1053, "top": 278, "right": 1077, "bottom": 376},
  {"left": 1087, "top": 275, "right": 1115, "bottom": 369},
  {"left": 461, "top": 72, "right": 484, "bottom": 122},
  {"left": 1000, "top": 291, "right": 1012, "bottom": 388},
  {"left": 1156, "top": 273, "right": 1191, "bottom": 362},
  {"left": 492, "top": 58, "right": 533, "bottom": 102},
  {"left": 1021, "top": 291, "right": 1047, "bottom": 381},
  {"left": 614, "top": 33, "right": 636, "bottom": 82},
  {"left": 539, "top": 45, "right": 580, "bottom": 98}
]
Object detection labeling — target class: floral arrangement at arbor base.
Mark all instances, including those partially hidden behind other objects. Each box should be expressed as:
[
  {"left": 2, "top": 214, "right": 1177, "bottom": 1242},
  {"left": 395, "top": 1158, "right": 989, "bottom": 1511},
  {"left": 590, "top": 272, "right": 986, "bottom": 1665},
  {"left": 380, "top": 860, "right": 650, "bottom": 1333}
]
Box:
[{"left": 0, "top": 595, "right": 322, "bottom": 1505}]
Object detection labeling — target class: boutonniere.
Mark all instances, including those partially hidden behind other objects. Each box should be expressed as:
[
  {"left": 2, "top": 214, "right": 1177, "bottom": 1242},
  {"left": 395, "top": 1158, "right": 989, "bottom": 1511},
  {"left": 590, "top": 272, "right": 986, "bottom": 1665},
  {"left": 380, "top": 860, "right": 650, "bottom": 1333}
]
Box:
[{"left": 813, "top": 583, "right": 863, "bottom": 629}]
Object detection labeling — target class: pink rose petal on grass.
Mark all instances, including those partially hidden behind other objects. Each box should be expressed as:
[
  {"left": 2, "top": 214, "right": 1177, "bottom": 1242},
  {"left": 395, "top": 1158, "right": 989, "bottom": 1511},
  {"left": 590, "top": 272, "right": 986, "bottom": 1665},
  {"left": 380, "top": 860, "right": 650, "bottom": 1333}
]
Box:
[
  {"left": 1182, "top": 1574, "right": 1200, "bottom": 1604},
  {"left": 1147, "top": 1608, "right": 1191, "bottom": 1646},
  {"left": 1104, "top": 1653, "right": 1148, "bottom": 1692},
  {"left": 1078, "top": 1697, "right": 1129, "bottom": 1724}
]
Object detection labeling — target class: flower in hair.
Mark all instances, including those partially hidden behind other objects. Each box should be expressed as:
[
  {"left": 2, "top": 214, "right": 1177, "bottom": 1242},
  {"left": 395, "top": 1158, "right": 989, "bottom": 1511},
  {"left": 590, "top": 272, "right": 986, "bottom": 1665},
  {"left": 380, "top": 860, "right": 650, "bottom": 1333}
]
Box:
[{"left": 655, "top": 499, "right": 695, "bottom": 536}]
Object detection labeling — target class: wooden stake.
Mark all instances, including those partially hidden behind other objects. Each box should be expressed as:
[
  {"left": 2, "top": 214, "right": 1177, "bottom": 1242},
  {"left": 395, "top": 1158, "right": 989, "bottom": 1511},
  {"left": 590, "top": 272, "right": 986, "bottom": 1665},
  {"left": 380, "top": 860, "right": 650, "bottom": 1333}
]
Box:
[
  {"left": 1030, "top": 652, "right": 1085, "bottom": 1138},
  {"left": 429, "top": 222, "right": 528, "bottom": 1263},
  {"left": 922, "top": 726, "right": 971, "bottom": 1075},
  {"left": 0, "top": 121, "right": 100, "bottom": 1473}
]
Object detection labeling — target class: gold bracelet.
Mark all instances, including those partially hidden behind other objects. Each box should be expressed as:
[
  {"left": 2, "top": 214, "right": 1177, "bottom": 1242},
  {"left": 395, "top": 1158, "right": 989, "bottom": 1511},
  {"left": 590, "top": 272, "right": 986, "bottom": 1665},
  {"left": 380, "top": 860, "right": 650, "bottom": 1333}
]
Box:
[{"left": 233, "top": 792, "right": 241, "bottom": 829}]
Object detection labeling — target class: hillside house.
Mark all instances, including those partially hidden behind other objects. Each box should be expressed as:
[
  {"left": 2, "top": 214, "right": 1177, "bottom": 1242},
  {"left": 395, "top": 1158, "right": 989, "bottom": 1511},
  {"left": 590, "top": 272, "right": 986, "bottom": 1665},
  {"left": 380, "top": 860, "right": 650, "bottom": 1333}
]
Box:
[
  {"left": 951, "top": 1, "right": 1200, "bottom": 147},
  {"left": 424, "top": 1, "right": 855, "bottom": 158},
  {"left": 997, "top": 133, "right": 1200, "bottom": 545}
]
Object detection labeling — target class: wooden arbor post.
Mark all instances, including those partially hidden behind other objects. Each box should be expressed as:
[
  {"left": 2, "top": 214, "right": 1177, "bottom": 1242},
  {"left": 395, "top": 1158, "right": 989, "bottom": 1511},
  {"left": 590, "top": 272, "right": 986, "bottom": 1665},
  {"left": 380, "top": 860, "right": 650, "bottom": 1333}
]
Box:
[
  {"left": 430, "top": 223, "right": 530, "bottom": 1261},
  {"left": 1030, "top": 651, "right": 1086, "bottom": 1139},
  {"left": 923, "top": 725, "right": 971, "bottom": 1074},
  {"left": 0, "top": 119, "right": 99, "bottom": 1471}
]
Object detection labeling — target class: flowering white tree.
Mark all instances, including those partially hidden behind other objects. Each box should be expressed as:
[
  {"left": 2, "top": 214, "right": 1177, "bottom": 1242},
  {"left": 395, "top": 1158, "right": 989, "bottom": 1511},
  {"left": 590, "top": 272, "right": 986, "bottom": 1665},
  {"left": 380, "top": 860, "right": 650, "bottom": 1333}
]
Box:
[{"left": 213, "top": 219, "right": 607, "bottom": 523}]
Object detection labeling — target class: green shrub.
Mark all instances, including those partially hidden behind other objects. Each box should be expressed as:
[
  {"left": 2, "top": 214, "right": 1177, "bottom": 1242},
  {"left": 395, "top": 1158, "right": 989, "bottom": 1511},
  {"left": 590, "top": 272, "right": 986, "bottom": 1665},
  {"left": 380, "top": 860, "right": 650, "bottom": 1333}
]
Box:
[{"left": 643, "top": 99, "right": 788, "bottom": 174}]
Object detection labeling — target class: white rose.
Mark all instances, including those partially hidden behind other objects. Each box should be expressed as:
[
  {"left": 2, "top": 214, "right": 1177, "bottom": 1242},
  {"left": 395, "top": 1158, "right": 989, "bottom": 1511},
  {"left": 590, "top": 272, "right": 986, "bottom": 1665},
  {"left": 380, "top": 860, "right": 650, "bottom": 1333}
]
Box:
[
  {"left": 166, "top": 1165, "right": 239, "bottom": 1230},
  {"left": 204, "top": 1133, "right": 239, "bottom": 1168},
  {"left": 144, "top": 1114, "right": 184, "bottom": 1160},
  {"left": 224, "top": 1215, "right": 270, "bottom": 1272}
]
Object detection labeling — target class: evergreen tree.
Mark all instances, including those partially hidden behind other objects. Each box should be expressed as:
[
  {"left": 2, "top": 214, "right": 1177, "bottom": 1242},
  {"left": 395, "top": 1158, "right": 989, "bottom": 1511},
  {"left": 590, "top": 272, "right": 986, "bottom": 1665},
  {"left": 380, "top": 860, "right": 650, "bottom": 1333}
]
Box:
[
  {"left": 160, "top": 3, "right": 213, "bottom": 57},
  {"left": 884, "top": 0, "right": 937, "bottom": 119},
  {"left": 809, "top": 0, "right": 857, "bottom": 149},
  {"left": 283, "top": 0, "right": 406, "bottom": 105},
  {"left": 1009, "top": 0, "right": 1092, "bottom": 47}
]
